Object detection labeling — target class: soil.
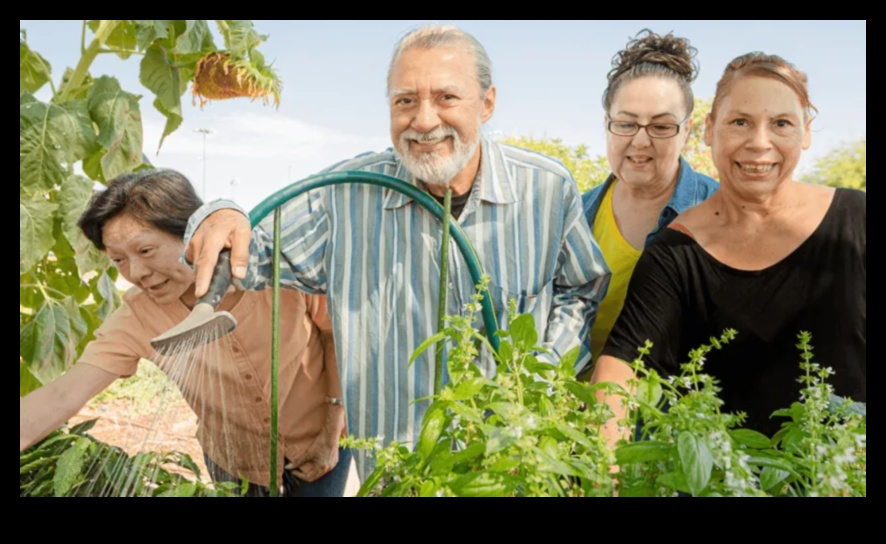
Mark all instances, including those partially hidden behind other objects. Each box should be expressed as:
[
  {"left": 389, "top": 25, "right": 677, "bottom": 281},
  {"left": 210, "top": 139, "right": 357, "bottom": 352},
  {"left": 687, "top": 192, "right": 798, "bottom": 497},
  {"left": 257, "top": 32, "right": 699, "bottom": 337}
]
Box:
[
  {"left": 68, "top": 396, "right": 210, "bottom": 483},
  {"left": 68, "top": 395, "right": 361, "bottom": 495}
]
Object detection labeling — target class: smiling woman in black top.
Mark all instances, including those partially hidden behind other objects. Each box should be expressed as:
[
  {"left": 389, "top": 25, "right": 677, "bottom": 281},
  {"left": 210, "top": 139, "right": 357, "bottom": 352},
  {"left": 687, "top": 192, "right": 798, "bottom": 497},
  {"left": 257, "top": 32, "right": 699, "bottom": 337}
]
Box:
[{"left": 591, "top": 52, "right": 866, "bottom": 441}]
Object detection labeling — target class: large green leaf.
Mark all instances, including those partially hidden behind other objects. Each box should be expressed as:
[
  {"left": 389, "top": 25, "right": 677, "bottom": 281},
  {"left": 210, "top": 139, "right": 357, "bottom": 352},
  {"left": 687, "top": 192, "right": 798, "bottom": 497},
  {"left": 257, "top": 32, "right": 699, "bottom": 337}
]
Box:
[
  {"left": 58, "top": 174, "right": 109, "bottom": 275},
  {"left": 20, "top": 99, "right": 96, "bottom": 192},
  {"left": 20, "top": 194, "right": 57, "bottom": 275},
  {"left": 20, "top": 359, "right": 43, "bottom": 397},
  {"left": 103, "top": 20, "right": 138, "bottom": 59},
  {"left": 416, "top": 406, "right": 447, "bottom": 463},
  {"left": 87, "top": 76, "right": 143, "bottom": 180},
  {"left": 95, "top": 270, "right": 122, "bottom": 321},
  {"left": 140, "top": 45, "right": 183, "bottom": 150},
  {"left": 219, "top": 20, "right": 265, "bottom": 59},
  {"left": 134, "top": 20, "right": 172, "bottom": 50},
  {"left": 729, "top": 428, "right": 772, "bottom": 449},
  {"left": 20, "top": 39, "right": 52, "bottom": 94},
  {"left": 20, "top": 297, "right": 89, "bottom": 383},
  {"left": 173, "top": 20, "right": 210, "bottom": 55},
  {"left": 53, "top": 437, "right": 90, "bottom": 496},
  {"left": 509, "top": 313, "right": 538, "bottom": 350},
  {"left": 677, "top": 431, "right": 713, "bottom": 496},
  {"left": 615, "top": 441, "right": 672, "bottom": 464},
  {"left": 448, "top": 472, "right": 515, "bottom": 497}
]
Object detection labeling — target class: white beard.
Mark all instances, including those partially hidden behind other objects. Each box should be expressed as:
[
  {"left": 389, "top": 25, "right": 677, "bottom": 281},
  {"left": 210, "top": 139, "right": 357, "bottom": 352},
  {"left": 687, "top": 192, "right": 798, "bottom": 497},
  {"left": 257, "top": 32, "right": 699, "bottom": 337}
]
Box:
[{"left": 395, "top": 124, "right": 480, "bottom": 190}]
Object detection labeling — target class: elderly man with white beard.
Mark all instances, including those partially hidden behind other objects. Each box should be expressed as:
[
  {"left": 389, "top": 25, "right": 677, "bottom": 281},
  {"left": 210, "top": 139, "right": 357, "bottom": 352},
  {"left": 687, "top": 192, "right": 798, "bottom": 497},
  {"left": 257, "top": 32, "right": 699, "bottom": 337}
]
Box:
[{"left": 182, "top": 24, "right": 611, "bottom": 478}]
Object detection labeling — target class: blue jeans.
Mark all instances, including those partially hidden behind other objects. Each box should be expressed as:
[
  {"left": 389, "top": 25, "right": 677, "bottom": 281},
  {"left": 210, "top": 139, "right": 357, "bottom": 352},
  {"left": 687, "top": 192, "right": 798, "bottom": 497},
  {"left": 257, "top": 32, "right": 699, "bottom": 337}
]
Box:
[{"left": 205, "top": 447, "right": 352, "bottom": 497}]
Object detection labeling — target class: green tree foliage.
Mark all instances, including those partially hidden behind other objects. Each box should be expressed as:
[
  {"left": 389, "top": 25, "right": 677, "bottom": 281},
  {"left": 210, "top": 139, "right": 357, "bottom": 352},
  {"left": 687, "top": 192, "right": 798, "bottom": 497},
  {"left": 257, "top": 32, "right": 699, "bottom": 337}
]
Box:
[
  {"left": 505, "top": 98, "right": 719, "bottom": 192},
  {"left": 684, "top": 98, "right": 717, "bottom": 180},
  {"left": 804, "top": 138, "right": 866, "bottom": 191},
  {"left": 20, "top": 21, "right": 280, "bottom": 395},
  {"left": 504, "top": 136, "right": 610, "bottom": 193}
]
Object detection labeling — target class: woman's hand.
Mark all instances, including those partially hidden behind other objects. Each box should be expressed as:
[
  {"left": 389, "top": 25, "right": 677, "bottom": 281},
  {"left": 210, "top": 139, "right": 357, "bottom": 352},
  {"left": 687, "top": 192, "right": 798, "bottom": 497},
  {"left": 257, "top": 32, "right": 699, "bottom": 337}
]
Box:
[{"left": 285, "top": 404, "right": 346, "bottom": 483}]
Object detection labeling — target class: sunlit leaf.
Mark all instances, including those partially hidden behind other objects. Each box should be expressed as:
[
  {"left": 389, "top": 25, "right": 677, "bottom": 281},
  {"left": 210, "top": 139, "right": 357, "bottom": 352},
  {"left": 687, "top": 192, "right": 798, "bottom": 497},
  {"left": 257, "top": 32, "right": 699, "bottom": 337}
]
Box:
[
  {"left": 678, "top": 431, "right": 713, "bottom": 496},
  {"left": 139, "top": 45, "right": 183, "bottom": 150},
  {"left": 20, "top": 38, "right": 51, "bottom": 94},
  {"left": 87, "top": 77, "right": 143, "bottom": 179},
  {"left": 53, "top": 437, "right": 90, "bottom": 496},
  {"left": 20, "top": 297, "right": 89, "bottom": 383},
  {"left": 20, "top": 98, "right": 96, "bottom": 191},
  {"left": 58, "top": 174, "right": 109, "bottom": 275},
  {"left": 20, "top": 194, "right": 57, "bottom": 276}
]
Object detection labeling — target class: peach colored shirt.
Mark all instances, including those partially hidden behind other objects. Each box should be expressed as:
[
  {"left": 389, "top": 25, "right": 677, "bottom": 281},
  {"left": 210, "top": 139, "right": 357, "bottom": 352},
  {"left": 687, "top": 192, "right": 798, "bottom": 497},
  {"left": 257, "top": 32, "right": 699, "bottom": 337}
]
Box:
[{"left": 78, "top": 287, "right": 340, "bottom": 487}]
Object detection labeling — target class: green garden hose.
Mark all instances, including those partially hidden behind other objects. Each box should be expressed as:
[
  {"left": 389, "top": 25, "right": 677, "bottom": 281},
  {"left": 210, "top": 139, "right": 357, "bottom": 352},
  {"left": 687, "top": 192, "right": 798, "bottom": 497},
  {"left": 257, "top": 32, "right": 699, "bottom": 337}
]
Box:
[{"left": 247, "top": 171, "right": 500, "bottom": 494}]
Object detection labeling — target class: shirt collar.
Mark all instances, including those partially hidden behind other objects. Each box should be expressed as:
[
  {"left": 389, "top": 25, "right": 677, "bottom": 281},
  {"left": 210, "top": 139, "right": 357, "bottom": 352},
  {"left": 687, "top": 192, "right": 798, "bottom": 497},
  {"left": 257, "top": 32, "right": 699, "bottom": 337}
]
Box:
[{"left": 662, "top": 156, "right": 702, "bottom": 216}]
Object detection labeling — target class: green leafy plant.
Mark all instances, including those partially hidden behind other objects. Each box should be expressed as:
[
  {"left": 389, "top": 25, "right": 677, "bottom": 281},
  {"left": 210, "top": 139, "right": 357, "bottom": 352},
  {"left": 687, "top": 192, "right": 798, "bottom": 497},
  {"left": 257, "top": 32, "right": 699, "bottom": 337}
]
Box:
[
  {"left": 20, "top": 21, "right": 281, "bottom": 396},
  {"left": 20, "top": 419, "right": 244, "bottom": 497},
  {"left": 345, "top": 280, "right": 866, "bottom": 497},
  {"left": 343, "top": 277, "right": 618, "bottom": 497}
]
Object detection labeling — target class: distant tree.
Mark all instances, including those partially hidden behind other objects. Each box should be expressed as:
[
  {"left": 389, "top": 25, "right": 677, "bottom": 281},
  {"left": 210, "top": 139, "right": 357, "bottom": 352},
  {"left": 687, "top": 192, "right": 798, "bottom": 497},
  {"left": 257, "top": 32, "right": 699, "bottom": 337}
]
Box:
[
  {"left": 684, "top": 98, "right": 718, "bottom": 180},
  {"left": 803, "top": 138, "right": 866, "bottom": 191},
  {"left": 504, "top": 136, "right": 610, "bottom": 193}
]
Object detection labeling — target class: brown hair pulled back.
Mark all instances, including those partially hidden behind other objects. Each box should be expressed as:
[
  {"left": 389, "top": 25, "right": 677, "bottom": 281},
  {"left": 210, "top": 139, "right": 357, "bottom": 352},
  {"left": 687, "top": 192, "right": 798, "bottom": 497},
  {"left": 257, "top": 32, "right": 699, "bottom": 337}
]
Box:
[
  {"left": 711, "top": 52, "right": 817, "bottom": 120},
  {"left": 603, "top": 29, "right": 699, "bottom": 117}
]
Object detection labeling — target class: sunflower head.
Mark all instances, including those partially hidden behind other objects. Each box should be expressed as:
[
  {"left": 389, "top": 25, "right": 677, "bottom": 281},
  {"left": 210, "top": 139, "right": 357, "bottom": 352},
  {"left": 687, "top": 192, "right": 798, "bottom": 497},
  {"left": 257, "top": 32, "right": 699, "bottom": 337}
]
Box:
[{"left": 192, "top": 51, "right": 281, "bottom": 108}]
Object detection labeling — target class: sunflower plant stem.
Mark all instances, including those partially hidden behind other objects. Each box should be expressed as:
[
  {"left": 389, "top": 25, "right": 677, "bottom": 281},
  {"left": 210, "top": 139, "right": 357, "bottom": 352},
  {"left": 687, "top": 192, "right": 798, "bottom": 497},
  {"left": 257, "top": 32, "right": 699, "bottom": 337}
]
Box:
[
  {"left": 269, "top": 208, "right": 282, "bottom": 497},
  {"left": 435, "top": 188, "right": 453, "bottom": 396},
  {"left": 60, "top": 20, "right": 120, "bottom": 102}
]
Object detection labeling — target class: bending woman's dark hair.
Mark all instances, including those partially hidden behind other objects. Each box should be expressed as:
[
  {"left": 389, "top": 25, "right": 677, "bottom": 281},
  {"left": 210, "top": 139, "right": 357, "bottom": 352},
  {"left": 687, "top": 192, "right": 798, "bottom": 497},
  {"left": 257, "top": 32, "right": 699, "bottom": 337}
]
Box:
[{"left": 78, "top": 169, "right": 203, "bottom": 249}]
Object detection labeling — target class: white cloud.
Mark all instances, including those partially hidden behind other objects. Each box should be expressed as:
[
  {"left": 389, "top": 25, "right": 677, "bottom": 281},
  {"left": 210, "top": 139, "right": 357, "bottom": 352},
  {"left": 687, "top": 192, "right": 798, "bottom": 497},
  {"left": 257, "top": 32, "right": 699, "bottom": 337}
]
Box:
[{"left": 139, "top": 110, "right": 390, "bottom": 210}]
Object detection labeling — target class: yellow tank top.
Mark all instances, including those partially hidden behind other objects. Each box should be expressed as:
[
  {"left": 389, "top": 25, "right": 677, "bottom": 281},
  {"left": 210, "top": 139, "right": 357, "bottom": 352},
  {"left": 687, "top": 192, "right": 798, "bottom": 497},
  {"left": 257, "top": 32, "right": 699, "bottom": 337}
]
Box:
[{"left": 591, "top": 182, "right": 643, "bottom": 363}]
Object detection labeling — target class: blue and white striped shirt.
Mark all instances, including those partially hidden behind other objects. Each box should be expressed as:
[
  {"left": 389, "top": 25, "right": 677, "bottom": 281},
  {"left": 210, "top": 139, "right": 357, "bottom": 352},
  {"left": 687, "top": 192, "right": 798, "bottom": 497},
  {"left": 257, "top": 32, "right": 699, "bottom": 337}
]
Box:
[{"left": 186, "top": 137, "right": 610, "bottom": 476}]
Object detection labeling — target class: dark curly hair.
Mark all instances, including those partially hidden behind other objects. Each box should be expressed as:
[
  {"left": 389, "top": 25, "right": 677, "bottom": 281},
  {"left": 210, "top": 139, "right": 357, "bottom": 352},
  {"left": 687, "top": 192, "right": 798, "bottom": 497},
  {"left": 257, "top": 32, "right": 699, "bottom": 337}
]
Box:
[
  {"left": 78, "top": 168, "right": 203, "bottom": 250},
  {"left": 602, "top": 29, "right": 699, "bottom": 117}
]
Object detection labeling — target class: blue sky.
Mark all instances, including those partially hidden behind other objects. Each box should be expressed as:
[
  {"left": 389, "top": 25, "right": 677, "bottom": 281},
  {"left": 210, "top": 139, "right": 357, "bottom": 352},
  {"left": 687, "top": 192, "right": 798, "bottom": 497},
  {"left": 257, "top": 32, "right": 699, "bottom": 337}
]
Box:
[{"left": 21, "top": 20, "right": 866, "bottom": 210}]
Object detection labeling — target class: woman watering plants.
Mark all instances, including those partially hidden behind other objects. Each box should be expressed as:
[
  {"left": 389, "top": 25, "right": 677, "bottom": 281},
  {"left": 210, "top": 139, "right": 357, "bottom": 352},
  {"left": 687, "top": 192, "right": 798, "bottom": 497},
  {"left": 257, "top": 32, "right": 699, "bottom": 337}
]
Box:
[
  {"left": 20, "top": 169, "right": 351, "bottom": 497},
  {"left": 591, "top": 52, "right": 866, "bottom": 443},
  {"left": 581, "top": 29, "right": 719, "bottom": 370}
]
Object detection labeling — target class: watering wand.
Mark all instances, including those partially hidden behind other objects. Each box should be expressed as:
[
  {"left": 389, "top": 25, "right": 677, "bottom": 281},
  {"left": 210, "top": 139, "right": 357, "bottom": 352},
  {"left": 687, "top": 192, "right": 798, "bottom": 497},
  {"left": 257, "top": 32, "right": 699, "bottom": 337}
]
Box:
[{"left": 150, "top": 249, "right": 238, "bottom": 350}]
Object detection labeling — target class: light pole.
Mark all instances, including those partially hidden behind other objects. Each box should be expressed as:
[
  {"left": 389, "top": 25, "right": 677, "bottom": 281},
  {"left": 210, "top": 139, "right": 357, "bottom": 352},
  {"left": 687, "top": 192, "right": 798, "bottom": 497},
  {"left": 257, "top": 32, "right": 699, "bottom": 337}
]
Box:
[{"left": 195, "top": 128, "right": 213, "bottom": 199}]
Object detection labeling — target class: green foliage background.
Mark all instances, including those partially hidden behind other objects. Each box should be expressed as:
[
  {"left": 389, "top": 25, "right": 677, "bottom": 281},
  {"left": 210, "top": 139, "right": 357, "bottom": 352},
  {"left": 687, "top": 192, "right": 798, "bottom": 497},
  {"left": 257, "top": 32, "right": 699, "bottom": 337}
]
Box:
[
  {"left": 505, "top": 98, "right": 719, "bottom": 193},
  {"left": 804, "top": 138, "right": 866, "bottom": 191},
  {"left": 20, "top": 20, "right": 279, "bottom": 396}
]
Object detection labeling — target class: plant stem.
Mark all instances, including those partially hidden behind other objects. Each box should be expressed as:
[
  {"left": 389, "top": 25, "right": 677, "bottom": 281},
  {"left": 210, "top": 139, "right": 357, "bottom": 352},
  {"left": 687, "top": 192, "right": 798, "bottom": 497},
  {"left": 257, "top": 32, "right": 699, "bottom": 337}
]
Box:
[
  {"left": 435, "top": 189, "right": 452, "bottom": 396},
  {"left": 96, "top": 48, "right": 145, "bottom": 56},
  {"left": 59, "top": 20, "right": 121, "bottom": 102},
  {"left": 269, "top": 208, "right": 281, "bottom": 497}
]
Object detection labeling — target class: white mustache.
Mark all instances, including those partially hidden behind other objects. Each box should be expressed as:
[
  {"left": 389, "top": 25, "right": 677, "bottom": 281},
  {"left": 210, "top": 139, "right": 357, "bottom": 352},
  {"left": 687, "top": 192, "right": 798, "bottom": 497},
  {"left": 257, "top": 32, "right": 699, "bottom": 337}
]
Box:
[{"left": 401, "top": 126, "right": 458, "bottom": 144}]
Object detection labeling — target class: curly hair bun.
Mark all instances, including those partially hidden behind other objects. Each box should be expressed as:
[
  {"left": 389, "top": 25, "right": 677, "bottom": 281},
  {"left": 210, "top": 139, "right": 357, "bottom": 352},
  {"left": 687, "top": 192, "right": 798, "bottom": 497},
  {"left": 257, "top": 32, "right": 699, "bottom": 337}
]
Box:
[{"left": 608, "top": 29, "right": 699, "bottom": 85}]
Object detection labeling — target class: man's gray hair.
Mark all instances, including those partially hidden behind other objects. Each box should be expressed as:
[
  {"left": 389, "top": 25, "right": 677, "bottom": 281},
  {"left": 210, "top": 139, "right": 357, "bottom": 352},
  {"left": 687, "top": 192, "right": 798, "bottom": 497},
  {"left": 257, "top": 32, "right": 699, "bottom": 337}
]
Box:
[{"left": 387, "top": 25, "right": 493, "bottom": 96}]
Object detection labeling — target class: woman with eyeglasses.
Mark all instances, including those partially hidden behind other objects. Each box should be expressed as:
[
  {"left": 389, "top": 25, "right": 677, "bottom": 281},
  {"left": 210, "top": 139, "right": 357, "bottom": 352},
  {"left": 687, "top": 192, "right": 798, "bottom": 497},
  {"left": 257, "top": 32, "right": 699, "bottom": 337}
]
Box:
[
  {"left": 581, "top": 30, "right": 719, "bottom": 368},
  {"left": 592, "top": 52, "right": 865, "bottom": 443}
]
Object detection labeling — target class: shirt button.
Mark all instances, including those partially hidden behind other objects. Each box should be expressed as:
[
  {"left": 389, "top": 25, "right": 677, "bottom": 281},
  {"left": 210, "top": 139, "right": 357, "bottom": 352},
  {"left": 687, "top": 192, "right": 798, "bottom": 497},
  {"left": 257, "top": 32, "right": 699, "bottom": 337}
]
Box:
[
  {"left": 255, "top": 396, "right": 263, "bottom": 403},
  {"left": 263, "top": 417, "right": 271, "bottom": 424},
  {"left": 232, "top": 344, "right": 241, "bottom": 354},
  {"left": 244, "top": 374, "right": 253, "bottom": 381}
]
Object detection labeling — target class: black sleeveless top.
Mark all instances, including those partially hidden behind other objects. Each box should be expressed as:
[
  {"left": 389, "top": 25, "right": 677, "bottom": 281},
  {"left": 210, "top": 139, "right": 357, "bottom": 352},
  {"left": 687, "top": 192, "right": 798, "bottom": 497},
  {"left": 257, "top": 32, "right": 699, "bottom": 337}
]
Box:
[{"left": 603, "top": 188, "right": 866, "bottom": 437}]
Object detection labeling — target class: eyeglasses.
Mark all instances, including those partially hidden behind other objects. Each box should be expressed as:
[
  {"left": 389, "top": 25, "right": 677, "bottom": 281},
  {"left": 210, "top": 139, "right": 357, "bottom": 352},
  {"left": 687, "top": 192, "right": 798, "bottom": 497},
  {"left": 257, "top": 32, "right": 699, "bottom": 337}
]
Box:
[{"left": 607, "top": 117, "right": 688, "bottom": 139}]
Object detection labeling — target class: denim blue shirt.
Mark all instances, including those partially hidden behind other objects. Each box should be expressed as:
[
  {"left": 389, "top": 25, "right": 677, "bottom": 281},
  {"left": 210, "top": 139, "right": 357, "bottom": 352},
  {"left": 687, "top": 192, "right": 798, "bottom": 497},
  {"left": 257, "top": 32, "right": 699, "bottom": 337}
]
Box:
[{"left": 581, "top": 156, "right": 719, "bottom": 249}]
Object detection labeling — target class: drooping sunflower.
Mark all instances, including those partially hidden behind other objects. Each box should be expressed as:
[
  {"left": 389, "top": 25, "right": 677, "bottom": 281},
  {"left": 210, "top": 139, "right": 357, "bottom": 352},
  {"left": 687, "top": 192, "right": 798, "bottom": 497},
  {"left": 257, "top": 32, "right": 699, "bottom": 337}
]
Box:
[{"left": 192, "top": 51, "right": 281, "bottom": 108}]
